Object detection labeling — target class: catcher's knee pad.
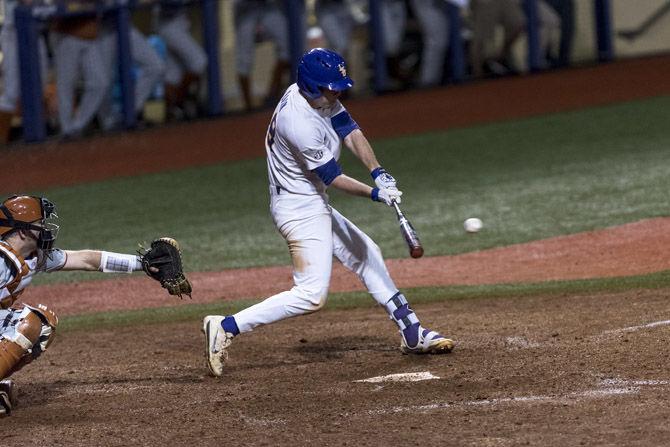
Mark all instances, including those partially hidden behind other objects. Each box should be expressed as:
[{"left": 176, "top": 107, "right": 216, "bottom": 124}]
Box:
[
  {"left": 25, "top": 304, "right": 59, "bottom": 351},
  {"left": 0, "top": 304, "right": 58, "bottom": 379}
]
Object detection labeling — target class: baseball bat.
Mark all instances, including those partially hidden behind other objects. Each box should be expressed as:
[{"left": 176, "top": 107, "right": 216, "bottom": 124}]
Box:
[{"left": 391, "top": 200, "right": 424, "bottom": 259}]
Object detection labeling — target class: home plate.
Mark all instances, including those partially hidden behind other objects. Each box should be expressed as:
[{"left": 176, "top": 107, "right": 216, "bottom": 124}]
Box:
[{"left": 354, "top": 371, "right": 441, "bottom": 383}]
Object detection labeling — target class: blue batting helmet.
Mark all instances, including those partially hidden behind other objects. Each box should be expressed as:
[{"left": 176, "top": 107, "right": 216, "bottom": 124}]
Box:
[{"left": 297, "top": 48, "right": 354, "bottom": 99}]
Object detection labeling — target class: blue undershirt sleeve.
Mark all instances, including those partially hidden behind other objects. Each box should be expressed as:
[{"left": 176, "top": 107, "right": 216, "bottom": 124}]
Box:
[
  {"left": 331, "top": 111, "right": 360, "bottom": 140},
  {"left": 312, "top": 158, "right": 343, "bottom": 185}
]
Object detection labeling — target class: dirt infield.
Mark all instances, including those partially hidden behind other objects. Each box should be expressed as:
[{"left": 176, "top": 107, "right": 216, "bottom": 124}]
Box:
[
  {"left": 4, "top": 289, "right": 670, "bottom": 445},
  {"left": 3, "top": 218, "right": 669, "bottom": 445}
]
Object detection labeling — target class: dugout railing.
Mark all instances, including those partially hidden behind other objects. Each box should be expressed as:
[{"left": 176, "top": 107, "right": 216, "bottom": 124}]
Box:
[{"left": 12, "top": 0, "right": 615, "bottom": 144}]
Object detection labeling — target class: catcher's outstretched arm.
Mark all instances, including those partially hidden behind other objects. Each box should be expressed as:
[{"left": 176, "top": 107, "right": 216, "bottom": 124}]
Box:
[{"left": 62, "top": 250, "right": 143, "bottom": 273}]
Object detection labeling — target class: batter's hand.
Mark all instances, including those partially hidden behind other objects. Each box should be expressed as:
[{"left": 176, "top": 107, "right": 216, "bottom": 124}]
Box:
[
  {"left": 372, "top": 187, "right": 403, "bottom": 206},
  {"left": 371, "top": 167, "right": 397, "bottom": 190}
]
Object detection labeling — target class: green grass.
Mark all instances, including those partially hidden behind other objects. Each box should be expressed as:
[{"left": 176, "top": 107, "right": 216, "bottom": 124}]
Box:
[
  {"left": 29, "top": 95, "right": 670, "bottom": 285},
  {"left": 59, "top": 269, "right": 670, "bottom": 332}
]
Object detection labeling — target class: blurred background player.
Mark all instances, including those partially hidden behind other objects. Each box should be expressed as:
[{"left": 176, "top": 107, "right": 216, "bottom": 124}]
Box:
[
  {"left": 380, "top": 0, "right": 409, "bottom": 90},
  {"left": 0, "top": 195, "right": 173, "bottom": 416},
  {"left": 408, "top": 0, "right": 451, "bottom": 88},
  {"left": 314, "top": 0, "right": 356, "bottom": 57},
  {"left": 50, "top": 4, "right": 109, "bottom": 138},
  {"left": 233, "top": 0, "right": 290, "bottom": 111},
  {"left": 97, "top": 11, "right": 166, "bottom": 130},
  {"left": 544, "top": 0, "right": 574, "bottom": 67},
  {"left": 154, "top": 0, "right": 207, "bottom": 120},
  {"left": 0, "top": 0, "right": 49, "bottom": 143},
  {"left": 470, "top": 0, "right": 560, "bottom": 77},
  {"left": 203, "top": 48, "right": 454, "bottom": 377}
]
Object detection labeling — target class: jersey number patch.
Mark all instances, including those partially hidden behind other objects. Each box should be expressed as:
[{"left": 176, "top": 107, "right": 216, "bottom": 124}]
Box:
[{"left": 266, "top": 112, "right": 277, "bottom": 152}]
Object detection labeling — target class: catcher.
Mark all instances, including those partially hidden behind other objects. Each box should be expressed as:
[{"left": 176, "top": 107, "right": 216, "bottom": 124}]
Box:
[{"left": 0, "top": 195, "right": 191, "bottom": 417}]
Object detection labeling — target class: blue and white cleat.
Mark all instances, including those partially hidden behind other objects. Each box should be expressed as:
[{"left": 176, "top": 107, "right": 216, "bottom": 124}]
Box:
[
  {"left": 202, "top": 316, "right": 234, "bottom": 377},
  {"left": 401, "top": 326, "right": 454, "bottom": 354},
  {"left": 0, "top": 380, "right": 17, "bottom": 417}
]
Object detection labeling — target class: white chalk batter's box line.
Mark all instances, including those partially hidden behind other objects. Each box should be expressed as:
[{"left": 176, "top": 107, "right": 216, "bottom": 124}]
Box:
[
  {"left": 460, "top": 318, "right": 670, "bottom": 350},
  {"left": 362, "top": 377, "right": 670, "bottom": 415},
  {"left": 599, "top": 319, "right": 670, "bottom": 336}
]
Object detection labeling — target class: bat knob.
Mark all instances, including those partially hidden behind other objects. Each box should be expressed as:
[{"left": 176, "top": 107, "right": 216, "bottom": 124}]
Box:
[{"left": 410, "top": 246, "right": 424, "bottom": 259}]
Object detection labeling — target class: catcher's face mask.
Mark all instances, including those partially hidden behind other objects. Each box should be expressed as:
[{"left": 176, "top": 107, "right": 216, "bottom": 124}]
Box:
[
  {"left": 37, "top": 198, "right": 59, "bottom": 251},
  {"left": 0, "top": 195, "right": 59, "bottom": 251}
]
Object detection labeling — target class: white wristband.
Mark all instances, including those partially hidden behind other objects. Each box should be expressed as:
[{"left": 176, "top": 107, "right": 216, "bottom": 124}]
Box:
[{"left": 100, "top": 252, "right": 142, "bottom": 273}]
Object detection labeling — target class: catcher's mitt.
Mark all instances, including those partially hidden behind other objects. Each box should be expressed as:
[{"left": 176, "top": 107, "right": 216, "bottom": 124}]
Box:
[{"left": 139, "top": 237, "right": 192, "bottom": 298}]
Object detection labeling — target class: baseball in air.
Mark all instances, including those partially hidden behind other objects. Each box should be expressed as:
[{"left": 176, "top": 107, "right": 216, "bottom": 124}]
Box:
[{"left": 464, "top": 218, "right": 483, "bottom": 233}]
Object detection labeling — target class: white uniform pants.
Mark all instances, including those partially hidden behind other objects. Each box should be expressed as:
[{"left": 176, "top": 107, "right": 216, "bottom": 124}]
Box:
[
  {"left": 52, "top": 32, "right": 109, "bottom": 135},
  {"left": 409, "top": 0, "right": 449, "bottom": 87},
  {"left": 234, "top": 192, "right": 398, "bottom": 334},
  {"left": 158, "top": 11, "right": 207, "bottom": 85},
  {"left": 97, "top": 25, "right": 166, "bottom": 129},
  {"left": 0, "top": 25, "right": 48, "bottom": 112},
  {"left": 316, "top": 0, "right": 354, "bottom": 56},
  {"left": 234, "top": 0, "right": 290, "bottom": 76}
]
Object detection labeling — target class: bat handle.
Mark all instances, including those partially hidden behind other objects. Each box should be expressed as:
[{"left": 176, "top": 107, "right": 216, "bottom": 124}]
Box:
[{"left": 391, "top": 199, "right": 402, "bottom": 216}]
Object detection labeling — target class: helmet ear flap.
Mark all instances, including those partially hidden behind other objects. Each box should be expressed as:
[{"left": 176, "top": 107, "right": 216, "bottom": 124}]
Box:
[{"left": 297, "top": 64, "right": 323, "bottom": 100}]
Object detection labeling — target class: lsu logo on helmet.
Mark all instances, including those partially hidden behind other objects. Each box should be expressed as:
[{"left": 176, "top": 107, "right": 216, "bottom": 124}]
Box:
[{"left": 338, "top": 63, "right": 347, "bottom": 78}]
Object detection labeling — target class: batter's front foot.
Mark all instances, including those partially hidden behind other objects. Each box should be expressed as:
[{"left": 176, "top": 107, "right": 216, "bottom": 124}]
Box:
[
  {"left": 400, "top": 326, "right": 454, "bottom": 355},
  {"left": 202, "top": 316, "right": 234, "bottom": 377}
]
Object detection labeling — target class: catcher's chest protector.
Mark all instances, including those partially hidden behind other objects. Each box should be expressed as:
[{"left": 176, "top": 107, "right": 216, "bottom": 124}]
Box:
[{"left": 0, "top": 242, "right": 29, "bottom": 309}]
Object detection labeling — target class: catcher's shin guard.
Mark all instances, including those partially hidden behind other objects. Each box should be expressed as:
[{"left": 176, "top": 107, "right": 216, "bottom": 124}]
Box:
[{"left": 0, "top": 305, "right": 57, "bottom": 379}]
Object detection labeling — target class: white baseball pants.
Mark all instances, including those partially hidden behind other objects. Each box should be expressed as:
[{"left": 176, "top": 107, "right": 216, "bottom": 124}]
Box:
[
  {"left": 233, "top": 192, "right": 398, "bottom": 334},
  {"left": 158, "top": 11, "right": 207, "bottom": 85},
  {"left": 234, "top": 1, "right": 290, "bottom": 76},
  {"left": 0, "top": 25, "right": 48, "bottom": 113}
]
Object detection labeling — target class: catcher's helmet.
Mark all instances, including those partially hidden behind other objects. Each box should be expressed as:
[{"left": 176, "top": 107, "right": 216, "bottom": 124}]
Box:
[
  {"left": 297, "top": 48, "right": 354, "bottom": 99},
  {"left": 0, "top": 195, "right": 59, "bottom": 250}
]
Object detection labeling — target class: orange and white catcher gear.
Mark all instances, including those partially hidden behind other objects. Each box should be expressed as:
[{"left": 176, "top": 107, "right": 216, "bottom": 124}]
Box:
[
  {"left": 0, "top": 195, "right": 59, "bottom": 252},
  {"left": 0, "top": 303, "right": 58, "bottom": 380}
]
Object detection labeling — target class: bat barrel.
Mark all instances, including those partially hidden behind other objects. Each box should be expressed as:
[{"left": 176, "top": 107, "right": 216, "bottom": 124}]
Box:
[
  {"left": 391, "top": 200, "right": 424, "bottom": 258},
  {"left": 409, "top": 246, "right": 424, "bottom": 259}
]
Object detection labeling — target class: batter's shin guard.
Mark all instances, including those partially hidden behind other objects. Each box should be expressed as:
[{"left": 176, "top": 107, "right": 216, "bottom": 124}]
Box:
[{"left": 384, "top": 292, "right": 421, "bottom": 346}]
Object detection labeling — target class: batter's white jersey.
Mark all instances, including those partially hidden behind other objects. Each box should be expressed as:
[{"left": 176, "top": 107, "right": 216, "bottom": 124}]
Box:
[{"left": 265, "top": 83, "right": 358, "bottom": 196}]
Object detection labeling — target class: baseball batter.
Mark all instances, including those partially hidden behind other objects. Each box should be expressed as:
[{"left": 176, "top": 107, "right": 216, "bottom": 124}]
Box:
[
  {"left": 203, "top": 48, "right": 454, "bottom": 377},
  {"left": 0, "top": 195, "right": 166, "bottom": 416}
]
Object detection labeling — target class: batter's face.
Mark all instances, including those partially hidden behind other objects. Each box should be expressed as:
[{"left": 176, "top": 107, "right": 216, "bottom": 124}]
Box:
[
  {"left": 309, "top": 88, "right": 342, "bottom": 109},
  {"left": 321, "top": 88, "right": 341, "bottom": 104}
]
